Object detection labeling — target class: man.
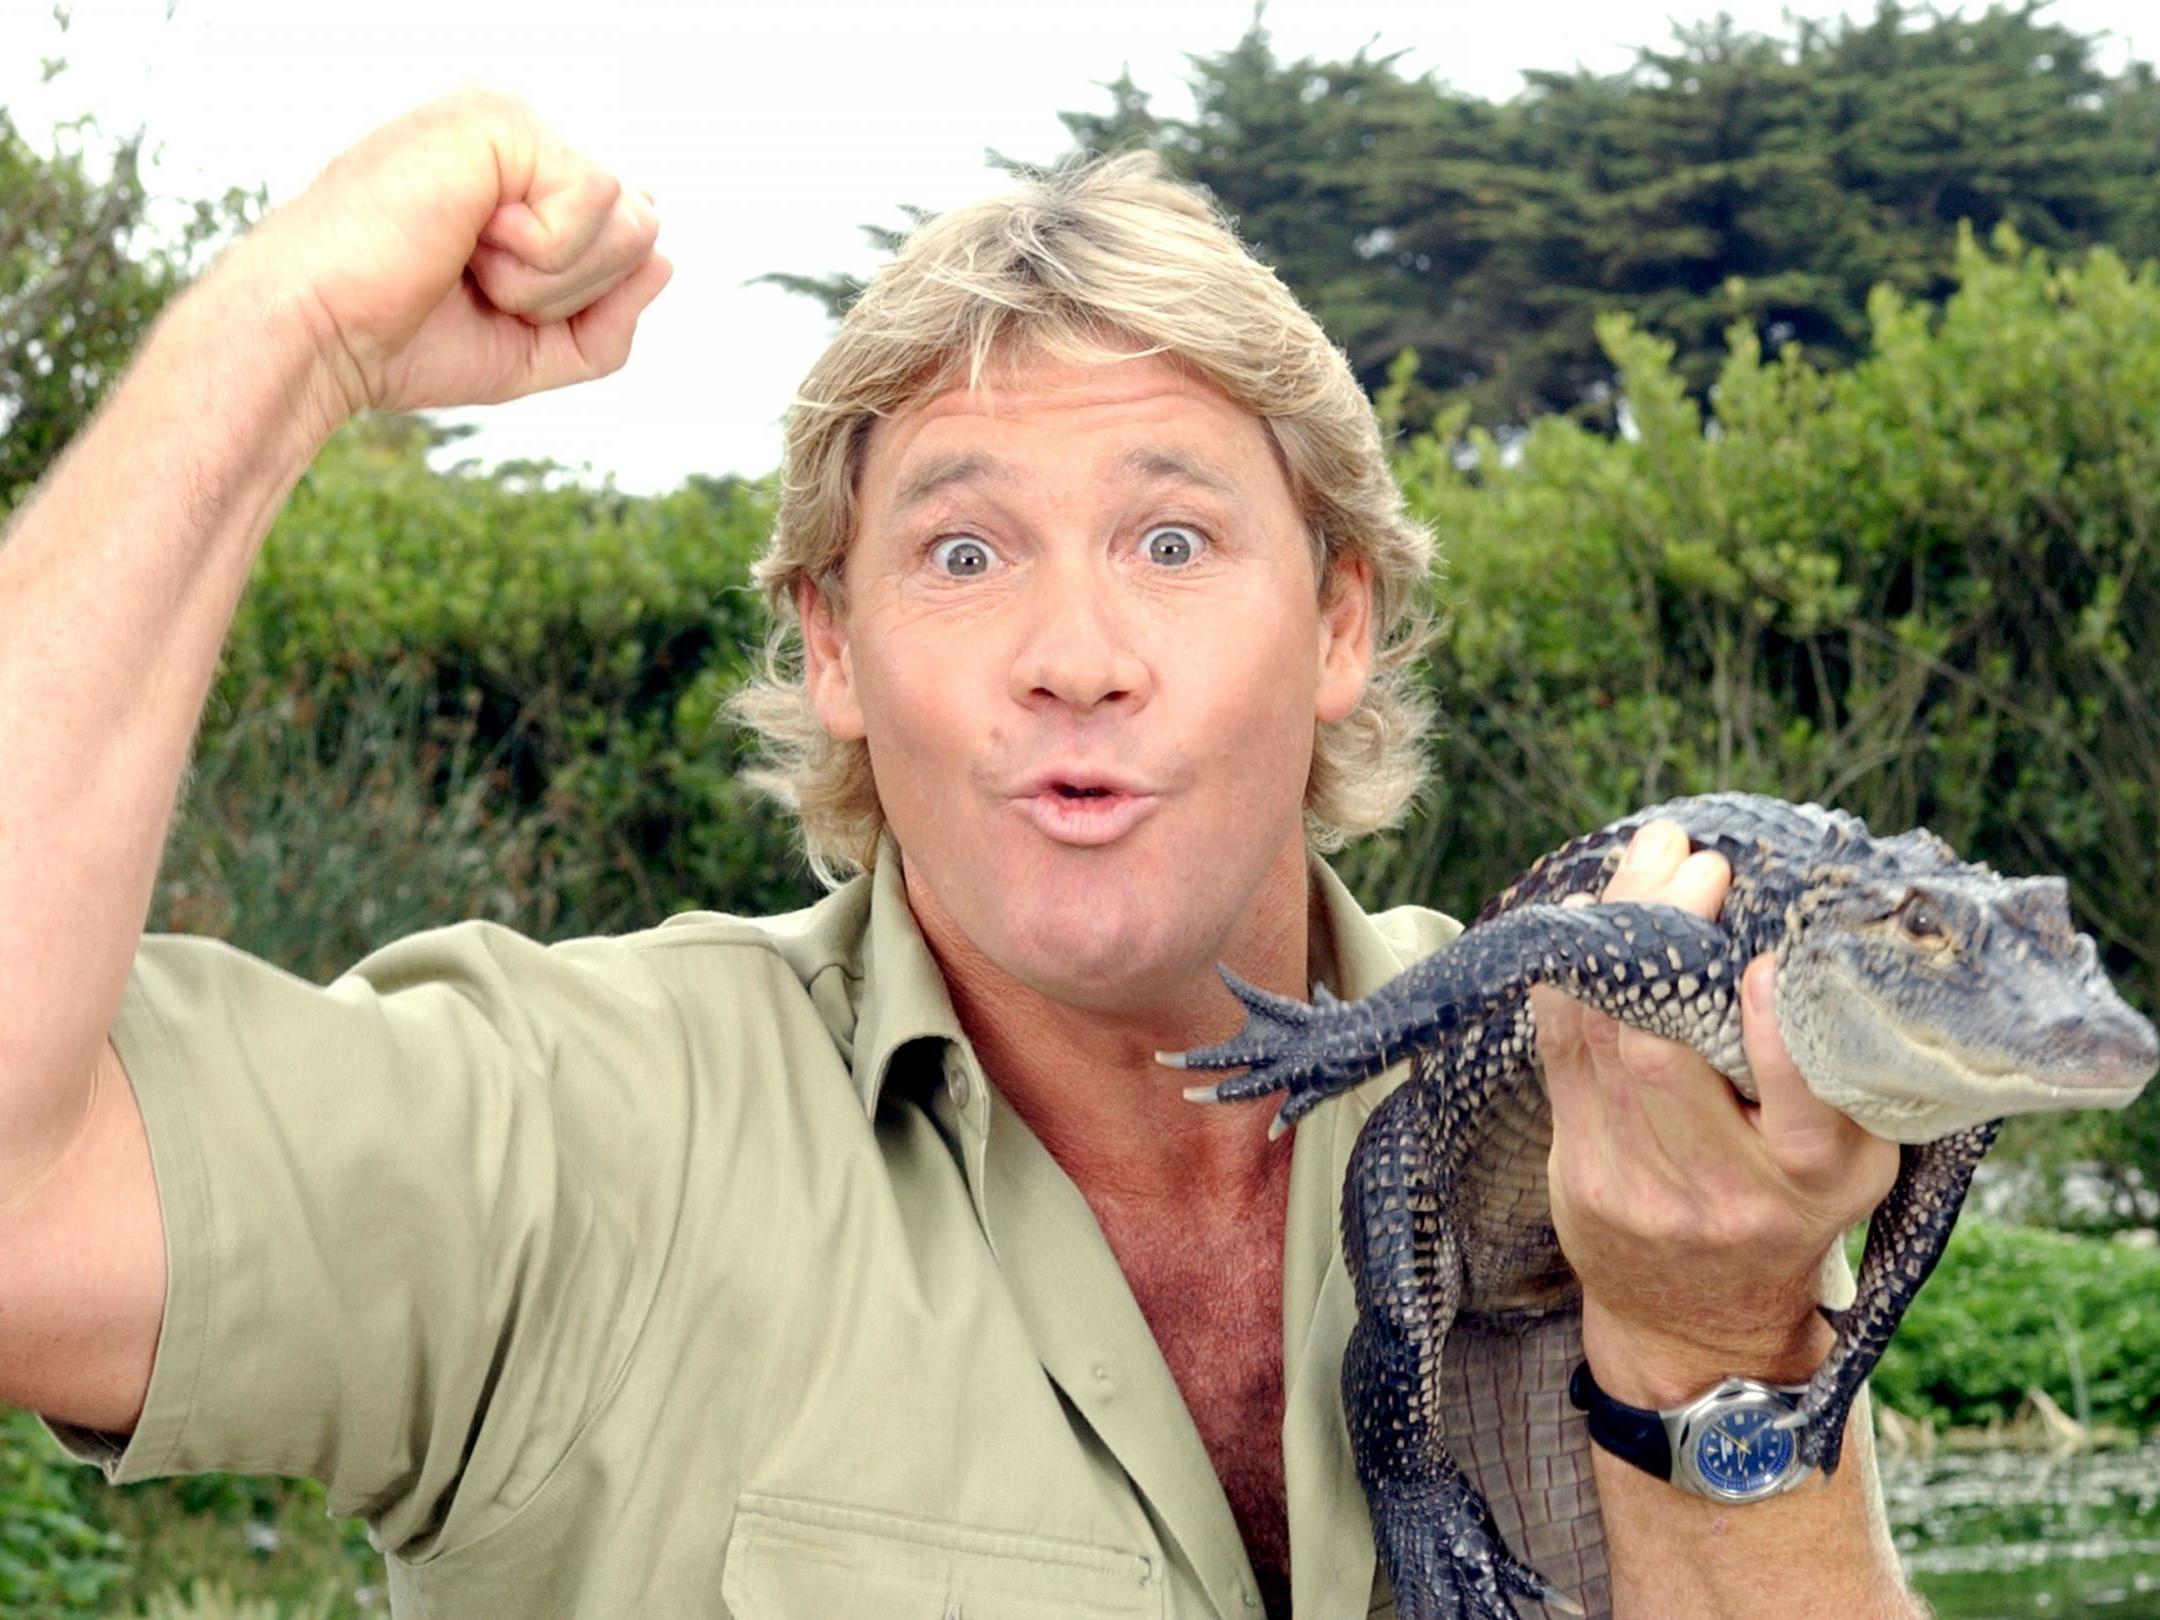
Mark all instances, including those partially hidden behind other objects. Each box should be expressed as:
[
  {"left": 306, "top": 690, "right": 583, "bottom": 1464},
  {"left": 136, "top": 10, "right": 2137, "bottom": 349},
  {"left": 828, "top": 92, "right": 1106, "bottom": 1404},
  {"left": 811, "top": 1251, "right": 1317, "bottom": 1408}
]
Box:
[{"left": 0, "top": 90, "right": 1917, "bottom": 1616}]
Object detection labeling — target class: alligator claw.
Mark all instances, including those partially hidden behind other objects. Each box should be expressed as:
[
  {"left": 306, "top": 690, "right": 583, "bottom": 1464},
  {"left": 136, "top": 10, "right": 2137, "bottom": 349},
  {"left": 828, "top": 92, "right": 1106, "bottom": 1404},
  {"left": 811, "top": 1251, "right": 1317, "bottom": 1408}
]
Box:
[
  {"left": 1808, "top": 1421, "right": 1851, "bottom": 1479},
  {"left": 1790, "top": 1385, "right": 1856, "bottom": 1477},
  {"left": 1159, "top": 974, "right": 1318, "bottom": 1101},
  {"left": 1162, "top": 967, "right": 1390, "bottom": 1126},
  {"left": 1373, "top": 1471, "right": 1570, "bottom": 1620},
  {"left": 1763, "top": 1379, "right": 1854, "bottom": 1477},
  {"left": 1221, "top": 967, "right": 1319, "bottom": 1025},
  {"left": 1177, "top": 1074, "right": 1300, "bottom": 1138}
]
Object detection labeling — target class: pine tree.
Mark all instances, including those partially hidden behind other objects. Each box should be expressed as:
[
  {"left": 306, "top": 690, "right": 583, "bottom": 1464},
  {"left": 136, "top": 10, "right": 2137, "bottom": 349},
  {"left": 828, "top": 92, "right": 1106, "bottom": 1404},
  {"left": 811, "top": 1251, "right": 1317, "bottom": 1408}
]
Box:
[{"left": 769, "top": 3, "right": 2160, "bottom": 435}]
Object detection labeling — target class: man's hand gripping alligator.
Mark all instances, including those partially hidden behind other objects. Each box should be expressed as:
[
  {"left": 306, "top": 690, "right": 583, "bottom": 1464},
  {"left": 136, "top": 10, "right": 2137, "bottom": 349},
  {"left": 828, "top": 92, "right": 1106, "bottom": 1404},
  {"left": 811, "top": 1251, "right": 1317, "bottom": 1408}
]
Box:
[{"left": 1165, "top": 793, "right": 2158, "bottom": 1620}]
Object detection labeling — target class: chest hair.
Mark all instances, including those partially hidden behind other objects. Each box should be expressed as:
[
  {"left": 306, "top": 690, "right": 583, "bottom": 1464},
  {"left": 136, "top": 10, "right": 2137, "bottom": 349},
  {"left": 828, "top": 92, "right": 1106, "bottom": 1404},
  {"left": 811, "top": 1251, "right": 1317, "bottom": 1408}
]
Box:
[{"left": 1087, "top": 1179, "right": 1295, "bottom": 1620}]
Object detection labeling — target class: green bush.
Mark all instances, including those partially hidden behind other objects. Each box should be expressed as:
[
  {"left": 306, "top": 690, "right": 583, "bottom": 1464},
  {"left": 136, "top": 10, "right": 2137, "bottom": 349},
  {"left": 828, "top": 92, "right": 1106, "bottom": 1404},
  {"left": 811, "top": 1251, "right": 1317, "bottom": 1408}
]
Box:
[
  {"left": 1863, "top": 1218, "right": 2160, "bottom": 1432},
  {"left": 0, "top": 1407, "right": 384, "bottom": 1620},
  {"left": 1348, "top": 230, "right": 2160, "bottom": 1197},
  {"left": 0, "top": 1410, "right": 127, "bottom": 1617},
  {"left": 160, "top": 416, "right": 820, "bottom": 976}
]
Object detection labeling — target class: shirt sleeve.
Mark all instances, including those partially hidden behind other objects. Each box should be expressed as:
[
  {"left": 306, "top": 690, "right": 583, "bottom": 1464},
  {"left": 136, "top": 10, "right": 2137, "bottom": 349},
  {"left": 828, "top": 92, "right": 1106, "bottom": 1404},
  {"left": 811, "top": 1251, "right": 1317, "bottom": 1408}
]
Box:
[{"left": 38, "top": 919, "right": 699, "bottom": 1559}]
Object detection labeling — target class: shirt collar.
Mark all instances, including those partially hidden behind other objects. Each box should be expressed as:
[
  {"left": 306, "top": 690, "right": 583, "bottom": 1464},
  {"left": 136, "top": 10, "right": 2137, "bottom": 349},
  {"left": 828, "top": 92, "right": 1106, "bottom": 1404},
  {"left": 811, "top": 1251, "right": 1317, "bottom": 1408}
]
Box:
[
  {"left": 1306, "top": 847, "right": 1427, "bottom": 1002},
  {"left": 842, "top": 832, "right": 1425, "bottom": 1120},
  {"left": 847, "top": 833, "right": 969, "bottom": 1118}
]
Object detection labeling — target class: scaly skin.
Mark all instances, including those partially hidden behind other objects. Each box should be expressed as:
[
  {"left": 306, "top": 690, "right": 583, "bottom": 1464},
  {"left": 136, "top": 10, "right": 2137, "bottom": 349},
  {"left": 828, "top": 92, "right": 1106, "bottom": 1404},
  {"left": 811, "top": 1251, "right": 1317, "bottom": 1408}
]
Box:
[{"left": 1170, "top": 793, "right": 2158, "bottom": 1620}]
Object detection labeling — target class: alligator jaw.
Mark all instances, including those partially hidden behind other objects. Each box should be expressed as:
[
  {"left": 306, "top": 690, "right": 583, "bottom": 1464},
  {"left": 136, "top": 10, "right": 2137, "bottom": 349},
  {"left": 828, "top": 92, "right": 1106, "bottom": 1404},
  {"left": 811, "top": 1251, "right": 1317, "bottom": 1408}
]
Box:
[{"left": 1781, "top": 963, "right": 2156, "bottom": 1143}]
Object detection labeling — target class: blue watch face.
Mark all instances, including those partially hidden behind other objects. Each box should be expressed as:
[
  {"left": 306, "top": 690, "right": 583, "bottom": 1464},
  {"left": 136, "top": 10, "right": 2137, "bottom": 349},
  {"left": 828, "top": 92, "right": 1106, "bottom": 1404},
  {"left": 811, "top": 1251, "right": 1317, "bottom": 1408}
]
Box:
[{"left": 1692, "top": 1406, "right": 1798, "bottom": 1495}]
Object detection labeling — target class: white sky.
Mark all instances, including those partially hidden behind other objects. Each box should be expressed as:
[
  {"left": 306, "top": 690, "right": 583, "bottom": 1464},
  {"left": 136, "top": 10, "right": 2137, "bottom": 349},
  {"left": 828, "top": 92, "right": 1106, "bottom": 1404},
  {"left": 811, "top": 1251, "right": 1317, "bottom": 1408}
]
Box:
[{"left": 4, "top": 0, "right": 2151, "bottom": 493}]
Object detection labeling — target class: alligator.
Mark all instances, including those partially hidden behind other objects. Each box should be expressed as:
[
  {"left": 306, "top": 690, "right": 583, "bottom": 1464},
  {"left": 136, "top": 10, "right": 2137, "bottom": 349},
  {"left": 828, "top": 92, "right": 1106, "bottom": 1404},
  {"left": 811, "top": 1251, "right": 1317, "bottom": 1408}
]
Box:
[{"left": 1165, "top": 793, "right": 2158, "bottom": 1620}]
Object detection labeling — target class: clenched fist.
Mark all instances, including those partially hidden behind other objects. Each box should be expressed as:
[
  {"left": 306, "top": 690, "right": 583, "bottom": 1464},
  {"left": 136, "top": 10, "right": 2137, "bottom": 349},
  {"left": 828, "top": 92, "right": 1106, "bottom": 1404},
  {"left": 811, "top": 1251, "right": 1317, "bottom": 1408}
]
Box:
[
  {"left": 236, "top": 86, "right": 672, "bottom": 428},
  {"left": 1533, "top": 820, "right": 1901, "bottom": 1406}
]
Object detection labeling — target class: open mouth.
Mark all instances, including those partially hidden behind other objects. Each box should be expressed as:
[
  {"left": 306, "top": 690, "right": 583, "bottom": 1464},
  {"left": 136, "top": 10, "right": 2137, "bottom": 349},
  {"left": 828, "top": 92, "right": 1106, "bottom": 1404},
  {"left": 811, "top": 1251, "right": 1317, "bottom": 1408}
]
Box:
[{"left": 1017, "top": 781, "right": 1157, "bottom": 846}]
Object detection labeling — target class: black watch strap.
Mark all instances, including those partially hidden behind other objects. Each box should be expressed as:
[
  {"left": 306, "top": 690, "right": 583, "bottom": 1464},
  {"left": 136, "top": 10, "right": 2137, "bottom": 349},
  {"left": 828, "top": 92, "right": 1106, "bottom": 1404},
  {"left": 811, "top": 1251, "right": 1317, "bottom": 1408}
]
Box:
[{"left": 1567, "top": 1359, "right": 1675, "bottom": 1482}]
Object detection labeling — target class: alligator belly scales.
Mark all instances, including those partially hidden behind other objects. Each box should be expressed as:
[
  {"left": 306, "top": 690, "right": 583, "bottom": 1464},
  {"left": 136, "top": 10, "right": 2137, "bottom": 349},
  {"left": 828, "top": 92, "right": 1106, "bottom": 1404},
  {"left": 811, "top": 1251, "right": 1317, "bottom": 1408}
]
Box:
[{"left": 1168, "top": 793, "right": 2158, "bottom": 1620}]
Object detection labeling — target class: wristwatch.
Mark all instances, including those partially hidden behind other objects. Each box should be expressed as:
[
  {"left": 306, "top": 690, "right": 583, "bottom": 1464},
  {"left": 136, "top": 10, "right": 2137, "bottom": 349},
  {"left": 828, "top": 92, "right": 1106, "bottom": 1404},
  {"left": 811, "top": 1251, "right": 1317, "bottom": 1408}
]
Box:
[{"left": 1568, "top": 1360, "right": 1817, "bottom": 1503}]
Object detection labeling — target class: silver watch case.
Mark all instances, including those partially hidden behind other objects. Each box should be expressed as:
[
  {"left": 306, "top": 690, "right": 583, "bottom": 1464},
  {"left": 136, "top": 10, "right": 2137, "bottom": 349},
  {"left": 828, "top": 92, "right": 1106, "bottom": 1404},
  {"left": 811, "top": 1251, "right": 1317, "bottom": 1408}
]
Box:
[{"left": 1663, "top": 1375, "right": 1818, "bottom": 1503}]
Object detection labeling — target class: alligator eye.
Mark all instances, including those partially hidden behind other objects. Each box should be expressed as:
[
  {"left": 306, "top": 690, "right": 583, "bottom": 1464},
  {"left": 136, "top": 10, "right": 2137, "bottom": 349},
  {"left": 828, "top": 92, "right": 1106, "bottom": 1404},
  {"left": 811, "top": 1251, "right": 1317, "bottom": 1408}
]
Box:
[{"left": 1900, "top": 897, "right": 1945, "bottom": 940}]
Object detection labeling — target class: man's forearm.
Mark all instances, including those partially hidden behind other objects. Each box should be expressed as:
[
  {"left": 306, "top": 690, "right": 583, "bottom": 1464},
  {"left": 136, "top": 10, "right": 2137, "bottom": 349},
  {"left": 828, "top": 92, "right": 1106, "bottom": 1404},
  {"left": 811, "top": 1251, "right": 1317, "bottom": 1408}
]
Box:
[
  {"left": 0, "top": 241, "right": 340, "bottom": 1172},
  {"left": 1600, "top": 1394, "right": 1924, "bottom": 1618},
  {"left": 1589, "top": 1259, "right": 1925, "bottom": 1616}
]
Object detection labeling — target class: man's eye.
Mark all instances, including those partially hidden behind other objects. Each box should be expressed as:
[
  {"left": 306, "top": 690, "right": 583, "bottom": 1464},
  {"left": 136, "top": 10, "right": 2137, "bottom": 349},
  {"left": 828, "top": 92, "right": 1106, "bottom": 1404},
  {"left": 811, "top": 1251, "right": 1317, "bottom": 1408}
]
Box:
[
  {"left": 1139, "top": 524, "right": 1205, "bottom": 566},
  {"left": 929, "top": 536, "right": 997, "bottom": 578}
]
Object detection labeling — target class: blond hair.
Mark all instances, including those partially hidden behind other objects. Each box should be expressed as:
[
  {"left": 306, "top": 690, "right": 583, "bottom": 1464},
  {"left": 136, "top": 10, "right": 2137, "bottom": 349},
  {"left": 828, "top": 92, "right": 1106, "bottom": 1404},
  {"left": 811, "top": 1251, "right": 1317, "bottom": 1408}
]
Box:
[{"left": 732, "top": 150, "right": 1436, "bottom": 884}]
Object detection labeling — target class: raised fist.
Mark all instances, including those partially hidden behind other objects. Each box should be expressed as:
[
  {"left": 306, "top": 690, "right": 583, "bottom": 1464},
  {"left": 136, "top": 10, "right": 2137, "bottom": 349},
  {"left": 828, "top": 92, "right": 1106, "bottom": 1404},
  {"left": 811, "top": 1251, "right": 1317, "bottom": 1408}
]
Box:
[{"left": 239, "top": 86, "right": 672, "bottom": 424}]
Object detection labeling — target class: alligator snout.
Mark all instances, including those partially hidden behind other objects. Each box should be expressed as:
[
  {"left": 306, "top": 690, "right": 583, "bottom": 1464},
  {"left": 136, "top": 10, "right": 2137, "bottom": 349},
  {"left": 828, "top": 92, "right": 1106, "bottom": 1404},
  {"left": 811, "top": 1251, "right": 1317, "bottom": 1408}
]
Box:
[{"left": 2083, "top": 1001, "right": 2160, "bottom": 1098}]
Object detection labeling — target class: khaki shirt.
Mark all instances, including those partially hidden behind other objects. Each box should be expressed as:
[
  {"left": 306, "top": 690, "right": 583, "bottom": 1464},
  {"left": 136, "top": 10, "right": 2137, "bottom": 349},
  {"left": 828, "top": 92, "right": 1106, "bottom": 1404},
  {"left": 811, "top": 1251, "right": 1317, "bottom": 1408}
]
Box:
[{"left": 45, "top": 841, "right": 1463, "bottom": 1618}]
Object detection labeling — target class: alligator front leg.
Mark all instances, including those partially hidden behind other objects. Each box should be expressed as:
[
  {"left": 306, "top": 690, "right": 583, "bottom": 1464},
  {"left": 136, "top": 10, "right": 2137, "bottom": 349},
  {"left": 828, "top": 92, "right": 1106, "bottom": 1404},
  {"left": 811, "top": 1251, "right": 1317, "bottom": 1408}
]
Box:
[
  {"left": 1780, "top": 1119, "right": 2003, "bottom": 1474},
  {"left": 1168, "top": 902, "right": 1746, "bottom": 1137},
  {"left": 1344, "top": 1082, "right": 1583, "bottom": 1619}
]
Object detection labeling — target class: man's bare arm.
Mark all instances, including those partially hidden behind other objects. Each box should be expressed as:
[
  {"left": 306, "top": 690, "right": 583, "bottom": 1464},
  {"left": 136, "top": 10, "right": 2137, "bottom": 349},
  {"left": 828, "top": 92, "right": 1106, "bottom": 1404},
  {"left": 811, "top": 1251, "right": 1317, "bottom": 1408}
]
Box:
[
  {"left": 0, "top": 88, "right": 669, "bottom": 1432},
  {"left": 1535, "top": 825, "right": 1922, "bottom": 1616}
]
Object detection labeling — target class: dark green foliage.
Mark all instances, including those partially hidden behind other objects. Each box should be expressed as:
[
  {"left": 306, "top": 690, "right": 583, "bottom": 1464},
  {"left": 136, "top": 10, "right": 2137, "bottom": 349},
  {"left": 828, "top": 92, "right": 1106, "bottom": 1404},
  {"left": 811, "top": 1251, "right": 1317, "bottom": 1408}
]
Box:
[
  {"left": 1064, "top": 39, "right": 1494, "bottom": 403},
  {"left": 1338, "top": 230, "right": 2160, "bottom": 1212},
  {"left": 746, "top": 209, "right": 926, "bottom": 322},
  {"left": 1860, "top": 1219, "right": 2160, "bottom": 1431},
  {"left": 0, "top": 101, "right": 259, "bottom": 505},
  {"left": 0, "top": 1410, "right": 127, "bottom": 1618},
  {"left": 97, "top": 1471, "right": 379, "bottom": 1619},
  {"left": 1461, "top": 1, "right": 2147, "bottom": 420},
  {"left": 782, "top": 3, "right": 2160, "bottom": 433},
  {"left": 168, "top": 412, "right": 820, "bottom": 975},
  {"left": 0, "top": 1402, "right": 383, "bottom": 1618}
]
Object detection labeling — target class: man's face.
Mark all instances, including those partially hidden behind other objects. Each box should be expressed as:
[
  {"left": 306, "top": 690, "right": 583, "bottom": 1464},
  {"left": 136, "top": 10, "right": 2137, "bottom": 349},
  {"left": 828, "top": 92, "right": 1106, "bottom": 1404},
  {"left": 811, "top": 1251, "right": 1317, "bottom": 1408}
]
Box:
[{"left": 801, "top": 350, "right": 1373, "bottom": 1015}]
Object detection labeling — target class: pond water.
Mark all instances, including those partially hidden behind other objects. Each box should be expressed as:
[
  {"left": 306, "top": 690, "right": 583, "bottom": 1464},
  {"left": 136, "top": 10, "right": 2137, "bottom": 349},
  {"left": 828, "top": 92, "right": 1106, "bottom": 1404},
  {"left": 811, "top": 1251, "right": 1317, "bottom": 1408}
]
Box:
[{"left": 1886, "top": 1443, "right": 2160, "bottom": 1618}]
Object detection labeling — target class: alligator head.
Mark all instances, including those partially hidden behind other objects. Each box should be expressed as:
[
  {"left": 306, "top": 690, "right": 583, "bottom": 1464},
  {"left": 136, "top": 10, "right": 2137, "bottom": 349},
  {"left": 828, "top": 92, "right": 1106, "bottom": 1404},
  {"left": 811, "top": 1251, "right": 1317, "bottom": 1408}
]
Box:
[{"left": 1775, "top": 870, "right": 2158, "bottom": 1142}]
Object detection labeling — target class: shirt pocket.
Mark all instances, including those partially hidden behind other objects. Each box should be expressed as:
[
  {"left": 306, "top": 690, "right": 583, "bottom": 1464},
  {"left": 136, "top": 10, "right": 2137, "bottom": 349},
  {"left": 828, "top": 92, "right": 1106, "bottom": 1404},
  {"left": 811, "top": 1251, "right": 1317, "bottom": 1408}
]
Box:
[{"left": 720, "top": 1492, "right": 1164, "bottom": 1620}]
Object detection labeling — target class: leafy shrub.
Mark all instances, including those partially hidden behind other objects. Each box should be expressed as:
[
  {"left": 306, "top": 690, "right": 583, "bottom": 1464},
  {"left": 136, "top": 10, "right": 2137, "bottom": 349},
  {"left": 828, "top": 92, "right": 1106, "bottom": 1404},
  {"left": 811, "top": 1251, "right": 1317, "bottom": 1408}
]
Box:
[
  {"left": 1864, "top": 1218, "right": 2160, "bottom": 1431},
  {"left": 1351, "top": 231, "right": 2160, "bottom": 1197},
  {"left": 0, "top": 1405, "right": 384, "bottom": 1619},
  {"left": 162, "top": 416, "right": 820, "bottom": 973},
  {"left": 0, "top": 1410, "right": 127, "bottom": 1618}
]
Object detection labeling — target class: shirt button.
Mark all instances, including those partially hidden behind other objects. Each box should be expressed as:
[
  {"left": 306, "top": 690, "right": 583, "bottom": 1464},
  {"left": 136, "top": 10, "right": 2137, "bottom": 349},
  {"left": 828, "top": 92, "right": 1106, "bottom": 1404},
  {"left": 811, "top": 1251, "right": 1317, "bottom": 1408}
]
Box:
[
  {"left": 1242, "top": 1587, "right": 1259, "bottom": 1608},
  {"left": 948, "top": 1066, "right": 972, "bottom": 1108}
]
